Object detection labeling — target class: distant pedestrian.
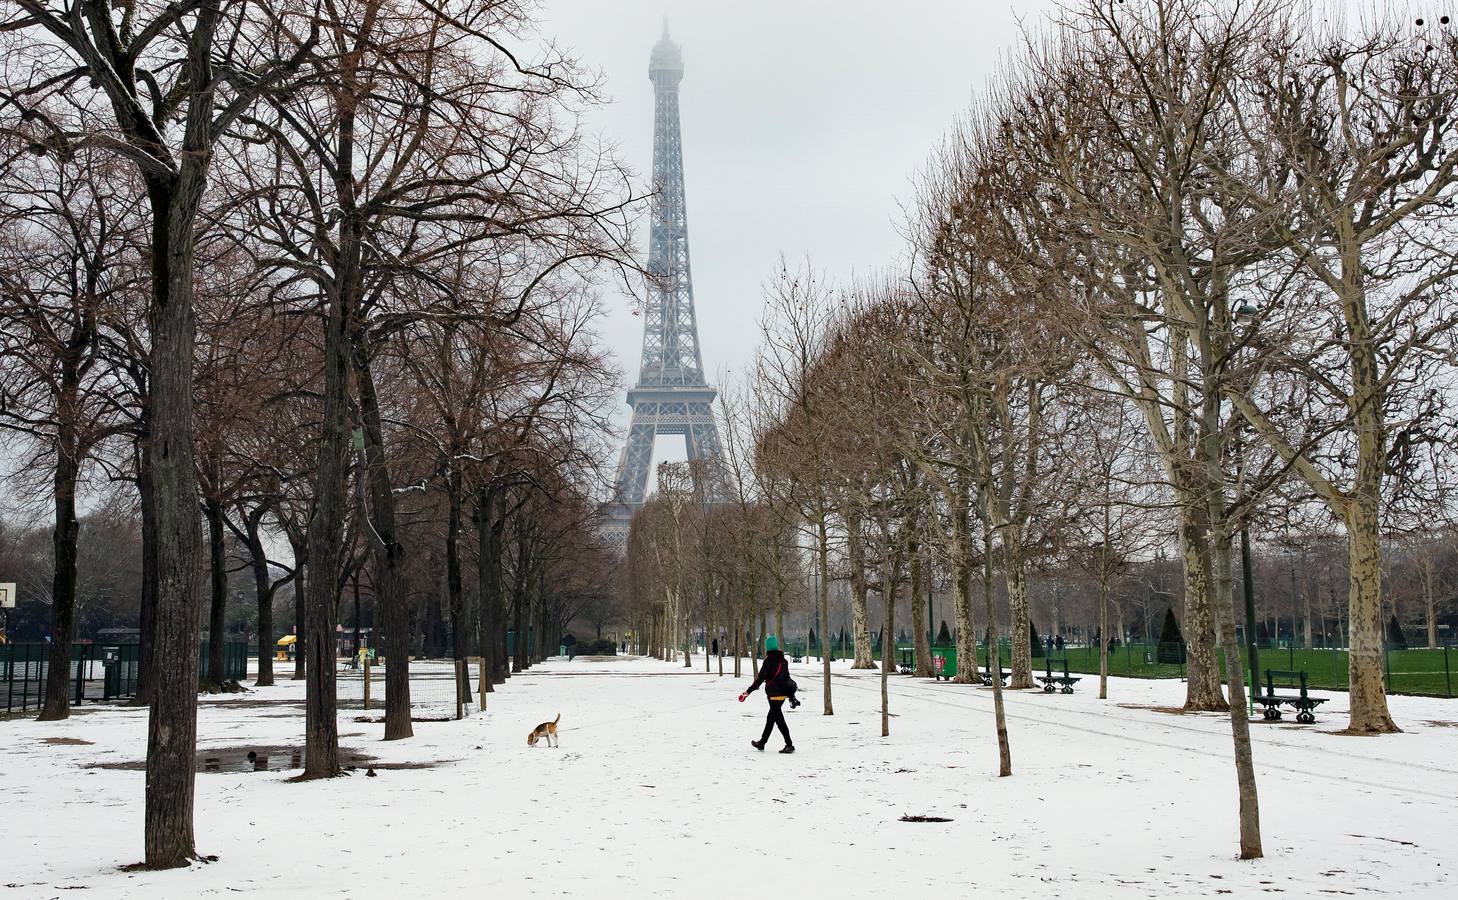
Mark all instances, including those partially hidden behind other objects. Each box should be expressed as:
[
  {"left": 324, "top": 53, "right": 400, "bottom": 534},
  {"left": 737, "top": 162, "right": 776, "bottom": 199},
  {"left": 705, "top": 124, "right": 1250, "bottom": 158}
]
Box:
[
  {"left": 739, "top": 635, "right": 797, "bottom": 753},
  {"left": 712, "top": 638, "right": 719, "bottom": 657},
  {"left": 1055, "top": 635, "right": 1065, "bottom": 651}
]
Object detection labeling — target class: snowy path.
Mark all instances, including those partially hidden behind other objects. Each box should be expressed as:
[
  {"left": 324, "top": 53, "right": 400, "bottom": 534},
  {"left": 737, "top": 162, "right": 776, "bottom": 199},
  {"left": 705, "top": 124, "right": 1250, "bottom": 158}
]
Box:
[
  {"left": 2, "top": 655, "right": 1455, "bottom": 899},
  {"left": 828, "top": 671, "right": 1456, "bottom": 800}
]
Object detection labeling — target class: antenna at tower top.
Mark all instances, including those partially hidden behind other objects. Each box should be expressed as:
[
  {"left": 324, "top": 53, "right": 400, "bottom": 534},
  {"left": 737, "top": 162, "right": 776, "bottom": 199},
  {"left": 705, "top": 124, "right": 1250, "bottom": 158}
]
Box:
[{"left": 649, "top": 17, "right": 684, "bottom": 78}]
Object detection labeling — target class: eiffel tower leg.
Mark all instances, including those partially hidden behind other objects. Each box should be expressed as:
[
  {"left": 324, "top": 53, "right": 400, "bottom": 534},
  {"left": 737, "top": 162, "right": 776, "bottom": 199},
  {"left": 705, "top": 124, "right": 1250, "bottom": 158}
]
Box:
[
  {"left": 686, "top": 420, "right": 730, "bottom": 500},
  {"left": 686, "top": 421, "right": 725, "bottom": 462},
  {"left": 614, "top": 411, "right": 658, "bottom": 508}
]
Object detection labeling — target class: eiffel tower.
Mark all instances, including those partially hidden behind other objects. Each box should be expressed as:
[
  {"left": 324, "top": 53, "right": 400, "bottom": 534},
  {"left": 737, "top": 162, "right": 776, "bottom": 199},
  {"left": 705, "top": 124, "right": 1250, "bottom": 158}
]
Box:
[{"left": 605, "top": 25, "right": 727, "bottom": 548}]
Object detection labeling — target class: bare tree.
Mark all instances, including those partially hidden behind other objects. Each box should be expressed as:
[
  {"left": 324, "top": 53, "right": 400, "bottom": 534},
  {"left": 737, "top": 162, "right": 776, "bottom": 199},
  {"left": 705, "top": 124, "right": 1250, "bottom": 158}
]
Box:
[
  {"left": 0, "top": 147, "right": 138, "bottom": 720},
  {"left": 754, "top": 259, "right": 839, "bottom": 715},
  {"left": 1, "top": 1, "right": 316, "bottom": 864}
]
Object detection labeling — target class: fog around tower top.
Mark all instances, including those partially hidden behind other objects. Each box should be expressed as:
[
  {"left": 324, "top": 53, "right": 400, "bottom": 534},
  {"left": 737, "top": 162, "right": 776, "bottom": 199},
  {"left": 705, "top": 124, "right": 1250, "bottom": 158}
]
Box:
[
  {"left": 536, "top": 0, "right": 1063, "bottom": 431},
  {"left": 538, "top": 0, "right": 1377, "bottom": 457}
]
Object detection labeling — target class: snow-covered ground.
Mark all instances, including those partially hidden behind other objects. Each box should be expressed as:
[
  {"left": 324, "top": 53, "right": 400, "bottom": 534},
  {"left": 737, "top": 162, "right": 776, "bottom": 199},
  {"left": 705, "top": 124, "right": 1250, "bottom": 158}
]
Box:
[{"left": 3, "top": 654, "right": 1455, "bottom": 898}]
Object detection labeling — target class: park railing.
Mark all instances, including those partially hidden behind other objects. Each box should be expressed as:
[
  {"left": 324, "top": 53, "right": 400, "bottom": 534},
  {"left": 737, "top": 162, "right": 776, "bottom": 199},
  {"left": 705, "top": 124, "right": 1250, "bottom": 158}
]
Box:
[
  {"left": 1026, "top": 640, "right": 1456, "bottom": 698},
  {"left": 336, "top": 656, "right": 487, "bottom": 720},
  {"left": 784, "top": 636, "right": 1456, "bottom": 698},
  {"left": 2, "top": 640, "right": 248, "bottom": 717}
]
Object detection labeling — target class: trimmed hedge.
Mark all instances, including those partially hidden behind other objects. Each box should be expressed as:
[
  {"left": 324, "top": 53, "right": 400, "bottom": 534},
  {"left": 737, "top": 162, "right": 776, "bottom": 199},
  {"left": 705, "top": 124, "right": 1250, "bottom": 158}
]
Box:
[{"left": 572, "top": 638, "right": 617, "bottom": 656}]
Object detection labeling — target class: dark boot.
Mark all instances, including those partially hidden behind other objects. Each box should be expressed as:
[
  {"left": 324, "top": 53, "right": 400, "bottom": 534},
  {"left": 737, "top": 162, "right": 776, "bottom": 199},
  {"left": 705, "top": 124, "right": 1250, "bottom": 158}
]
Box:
[
  {"left": 779, "top": 744, "right": 795, "bottom": 754},
  {"left": 751, "top": 739, "right": 765, "bottom": 751}
]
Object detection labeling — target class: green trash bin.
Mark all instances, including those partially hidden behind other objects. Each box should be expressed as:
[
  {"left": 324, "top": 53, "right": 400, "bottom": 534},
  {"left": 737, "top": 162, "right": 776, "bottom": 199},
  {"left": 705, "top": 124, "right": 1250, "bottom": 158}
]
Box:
[{"left": 931, "top": 645, "right": 957, "bottom": 681}]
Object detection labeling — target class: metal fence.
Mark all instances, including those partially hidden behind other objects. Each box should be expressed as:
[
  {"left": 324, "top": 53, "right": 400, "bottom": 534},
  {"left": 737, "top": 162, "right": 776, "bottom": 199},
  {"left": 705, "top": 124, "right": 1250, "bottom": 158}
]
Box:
[
  {"left": 336, "top": 657, "right": 486, "bottom": 719},
  {"left": 2, "top": 641, "right": 247, "bottom": 716},
  {"left": 778, "top": 636, "right": 1457, "bottom": 698}
]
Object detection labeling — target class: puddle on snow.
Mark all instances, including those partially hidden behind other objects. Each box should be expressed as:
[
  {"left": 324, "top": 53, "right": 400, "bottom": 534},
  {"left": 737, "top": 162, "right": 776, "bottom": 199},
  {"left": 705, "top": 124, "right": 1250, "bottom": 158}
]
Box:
[{"left": 88, "top": 745, "right": 449, "bottom": 774}]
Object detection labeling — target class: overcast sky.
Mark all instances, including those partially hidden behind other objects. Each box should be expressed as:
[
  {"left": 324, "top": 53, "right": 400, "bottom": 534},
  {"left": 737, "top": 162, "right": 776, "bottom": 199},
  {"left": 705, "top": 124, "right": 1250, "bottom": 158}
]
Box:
[{"left": 536, "top": 0, "right": 1059, "bottom": 466}]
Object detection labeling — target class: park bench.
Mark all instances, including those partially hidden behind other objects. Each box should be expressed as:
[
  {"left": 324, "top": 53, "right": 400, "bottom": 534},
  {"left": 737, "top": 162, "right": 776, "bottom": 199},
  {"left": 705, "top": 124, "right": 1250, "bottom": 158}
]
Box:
[
  {"left": 1255, "top": 669, "right": 1326, "bottom": 724},
  {"left": 978, "top": 667, "right": 1011, "bottom": 686},
  {"left": 1036, "top": 657, "right": 1080, "bottom": 694}
]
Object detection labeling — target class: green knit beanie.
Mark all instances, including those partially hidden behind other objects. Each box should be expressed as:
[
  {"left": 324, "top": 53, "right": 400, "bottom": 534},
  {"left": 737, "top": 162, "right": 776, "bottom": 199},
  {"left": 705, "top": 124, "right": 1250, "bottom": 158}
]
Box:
[{"left": 765, "top": 635, "right": 779, "bottom": 651}]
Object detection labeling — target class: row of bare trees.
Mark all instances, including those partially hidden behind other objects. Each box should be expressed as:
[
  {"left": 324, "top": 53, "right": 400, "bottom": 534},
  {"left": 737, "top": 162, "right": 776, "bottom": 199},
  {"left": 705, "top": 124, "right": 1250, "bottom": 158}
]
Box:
[
  {"left": 1, "top": 0, "right": 635, "bottom": 869},
  {"left": 614, "top": 0, "right": 1458, "bottom": 863}
]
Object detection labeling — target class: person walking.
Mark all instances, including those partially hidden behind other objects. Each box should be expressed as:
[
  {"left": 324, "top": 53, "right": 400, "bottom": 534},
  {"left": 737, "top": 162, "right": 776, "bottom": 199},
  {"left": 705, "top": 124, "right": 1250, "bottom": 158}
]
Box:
[{"left": 739, "top": 635, "right": 796, "bottom": 753}]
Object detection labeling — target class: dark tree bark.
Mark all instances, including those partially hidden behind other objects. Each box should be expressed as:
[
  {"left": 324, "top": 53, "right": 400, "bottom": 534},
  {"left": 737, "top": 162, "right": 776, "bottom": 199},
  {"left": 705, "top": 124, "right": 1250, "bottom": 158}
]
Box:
[
  {"left": 301, "top": 240, "right": 352, "bottom": 776},
  {"left": 0, "top": 0, "right": 307, "bottom": 864},
  {"left": 38, "top": 448, "right": 80, "bottom": 720},
  {"left": 475, "top": 486, "right": 502, "bottom": 688},
  {"left": 288, "top": 528, "right": 309, "bottom": 681},
  {"left": 510, "top": 527, "right": 531, "bottom": 673},
  {"left": 142, "top": 172, "right": 208, "bottom": 868},
  {"left": 241, "top": 511, "right": 278, "bottom": 687},
  {"left": 204, "top": 496, "right": 228, "bottom": 688},
  {"left": 353, "top": 337, "right": 412, "bottom": 740},
  {"left": 133, "top": 436, "right": 158, "bottom": 707},
  {"left": 447, "top": 474, "right": 469, "bottom": 705}
]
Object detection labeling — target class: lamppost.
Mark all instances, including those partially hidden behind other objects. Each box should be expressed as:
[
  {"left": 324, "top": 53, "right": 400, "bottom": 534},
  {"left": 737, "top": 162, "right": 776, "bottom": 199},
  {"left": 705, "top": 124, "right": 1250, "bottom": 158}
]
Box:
[
  {"left": 1240, "top": 509, "right": 1260, "bottom": 705},
  {"left": 1235, "top": 300, "right": 1261, "bottom": 708},
  {"left": 927, "top": 580, "right": 934, "bottom": 649},
  {"left": 812, "top": 564, "right": 821, "bottom": 663}
]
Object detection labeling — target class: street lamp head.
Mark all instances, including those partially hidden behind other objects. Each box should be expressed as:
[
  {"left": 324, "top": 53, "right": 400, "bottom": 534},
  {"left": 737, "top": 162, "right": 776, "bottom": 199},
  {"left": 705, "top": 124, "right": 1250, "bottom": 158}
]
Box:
[{"left": 1234, "top": 300, "right": 1259, "bottom": 320}]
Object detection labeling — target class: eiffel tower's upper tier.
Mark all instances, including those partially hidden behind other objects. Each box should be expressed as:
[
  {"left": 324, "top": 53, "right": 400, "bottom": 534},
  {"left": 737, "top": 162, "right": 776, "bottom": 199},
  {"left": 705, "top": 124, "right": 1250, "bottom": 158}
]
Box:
[{"left": 637, "top": 25, "right": 705, "bottom": 390}]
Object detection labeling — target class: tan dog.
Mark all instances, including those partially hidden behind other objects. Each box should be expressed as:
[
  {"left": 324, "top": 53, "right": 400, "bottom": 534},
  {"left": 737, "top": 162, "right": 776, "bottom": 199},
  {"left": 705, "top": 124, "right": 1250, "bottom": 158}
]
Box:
[{"left": 527, "top": 713, "right": 560, "bottom": 748}]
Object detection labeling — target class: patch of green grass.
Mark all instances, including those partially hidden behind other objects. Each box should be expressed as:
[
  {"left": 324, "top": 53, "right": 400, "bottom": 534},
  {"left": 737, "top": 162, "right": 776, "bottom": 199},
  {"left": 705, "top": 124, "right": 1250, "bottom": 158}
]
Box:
[{"left": 850, "top": 641, "right": 1458, "bottom": 698}]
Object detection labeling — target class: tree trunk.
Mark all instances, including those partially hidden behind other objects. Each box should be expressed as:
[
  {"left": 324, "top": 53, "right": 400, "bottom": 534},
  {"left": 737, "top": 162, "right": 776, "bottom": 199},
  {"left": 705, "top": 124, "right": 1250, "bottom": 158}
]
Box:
[
  {"left": 732, "top": 613, "right": 741, "bottom": 678},
  {"left": 510, "top": 549, "right": 527, "bottom": 673},
  {"left": 1423, "top": 557, "right": 1437, "bottom": 650},
  {"left": 132, "top": 436, "right": 158, "bottom": 707},
  {"left": 817, "top": 512, "right": 833, "bottom": 715},
  {"left": 143, "top": 176, "right": 206, "bottom": 869},
  {"left": 301, "top": 244, "right": 352, "bottom": 775},
  {"left": 1098, "top": 569, "right": 1110, "bottom": 701},
  {"left": 351, "top": 574, "right": 362, "bottom": 660},
  {"left": 774, "top": 595, "right": 785, "bottom": 655},
  {"left": 981, "top": 527, "right": 1011, "bottom": 777},
  {"left": 910, "top": 539, "right": 933, "bottom": 677},
  {"left": 39, "top": 451, "right": 80, "bottom": 721},
  {"left": 1302, "top": 586, "right": 1314, "bottom": 651},
  {"left": 497, "top": 531, "right": 511, "bottom": 683},
  {"left": 475, "top": 488, "right": 499, "bottom": 691},
  {"left": 1337, "top": 250, "right": 1398, "bottom": 732},
  {"left": 1211, "top": 531, "right": 1262, "bottom": 858},
  {"left": 1344, "top": 497, "right": 1398, "bottom": 733},
  {"left": 204, "top": 498, "right": 227, "bottom": 688},
  {"left": 1179, "top": 517, "right": 1227, "bottom": 711},
  {"left": 880, "top": 557, "right": 896, "bottom": 737},
  {"left": 292, "top": 546, "right": 308, "bottom": 681},
  {"left": 951, "top": 493, "right": 978, "bottom": 684},
  {"left": 1004, "top": 534, "right": 1033, "bottom": 689},
  {"left": 1196, "top": 314, "right": 1261, "bottom": 857},
  {"left": 246, "top": 522, "right": 275, "bottom": 687},
  {"left": 846, "top": 512, "right": 875, "bottom": 669},
  {"left": 683, "top": 591, "right": 693, "bottom": 668},
  {"left": 354, "top": 343, "right": 412, "bottom": 741}
]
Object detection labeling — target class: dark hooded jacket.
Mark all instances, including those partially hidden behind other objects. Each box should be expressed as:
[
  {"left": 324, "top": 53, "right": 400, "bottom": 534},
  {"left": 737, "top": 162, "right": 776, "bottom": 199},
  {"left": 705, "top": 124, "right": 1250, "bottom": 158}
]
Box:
[{"left": 747, "top": 649, "right": 794, "bottom": 698}]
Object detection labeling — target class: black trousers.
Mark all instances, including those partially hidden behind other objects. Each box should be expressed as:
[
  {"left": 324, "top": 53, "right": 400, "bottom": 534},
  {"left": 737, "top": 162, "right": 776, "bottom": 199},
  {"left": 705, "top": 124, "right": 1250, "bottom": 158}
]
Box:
[{"left": 760, "top": 699, "right": 791, "bottom": 745}]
